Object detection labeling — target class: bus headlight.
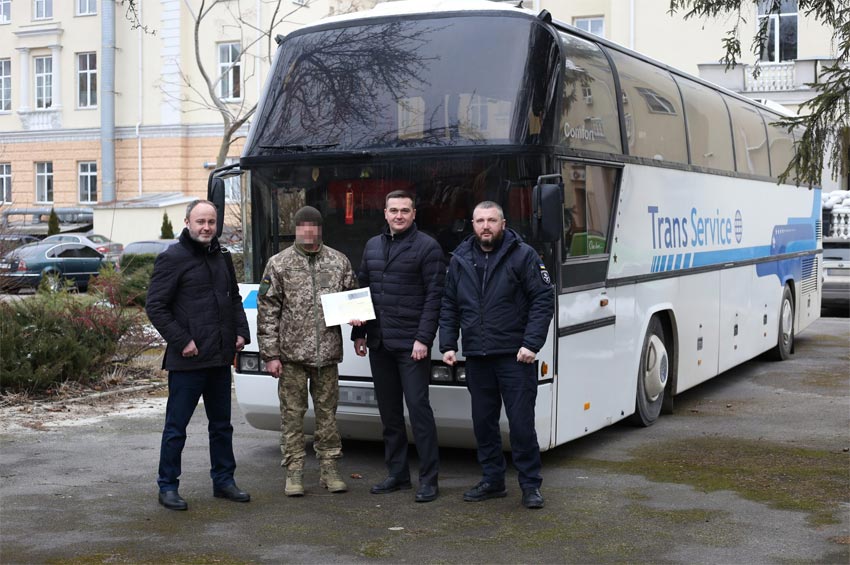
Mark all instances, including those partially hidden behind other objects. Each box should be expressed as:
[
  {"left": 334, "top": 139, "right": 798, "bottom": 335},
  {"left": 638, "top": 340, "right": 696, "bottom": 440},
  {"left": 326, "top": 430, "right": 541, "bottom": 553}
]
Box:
[
  {"left": 455, "top": 366, "right": 466, "bottom": 383},
  {"left": 237, "top": 352, "right": 270, "bottom": 374},
  {"left": 431, "top": 365, "right": 453, "bottom": 383}
]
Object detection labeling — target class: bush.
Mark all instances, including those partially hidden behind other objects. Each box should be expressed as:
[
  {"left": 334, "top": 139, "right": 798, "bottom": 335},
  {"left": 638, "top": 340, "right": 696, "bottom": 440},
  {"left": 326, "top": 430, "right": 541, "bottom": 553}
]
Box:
[
  {"left": 0, "top": 289, "right": 143, "bottom": 394},
  {"left": 160, "top": 212, "right": 175, "bottom": 239},
  {"left": 102, "top": 255, "right": 157, "bottom": 307}
]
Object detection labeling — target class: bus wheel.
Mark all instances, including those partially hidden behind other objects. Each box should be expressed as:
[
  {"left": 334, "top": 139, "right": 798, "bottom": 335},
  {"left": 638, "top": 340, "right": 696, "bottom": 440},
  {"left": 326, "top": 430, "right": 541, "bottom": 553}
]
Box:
[
  {"left": 769, "top": 285, "right": 794, "bottom": 361},
  {"left": 631, "top": 317, "right": 668, "bottom": 427}
]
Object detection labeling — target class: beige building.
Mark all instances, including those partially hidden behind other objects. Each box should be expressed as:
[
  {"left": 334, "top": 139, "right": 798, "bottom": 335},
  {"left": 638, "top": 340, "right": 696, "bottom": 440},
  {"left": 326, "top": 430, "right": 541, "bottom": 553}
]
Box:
[{"left": 0, "top": 0, "right": 841, "bottom": 240}]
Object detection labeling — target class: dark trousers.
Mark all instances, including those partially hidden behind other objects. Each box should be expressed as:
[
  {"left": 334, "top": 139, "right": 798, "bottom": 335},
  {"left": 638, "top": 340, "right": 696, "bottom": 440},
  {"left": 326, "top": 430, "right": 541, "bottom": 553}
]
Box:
[
  {"left": 369, "top": 346, "right": 439, "bottom": 486},
  {"left": 157, "top": 366, "right": 237, "bottom": 492},
  {"left": 466, "top": 355, "right": 542, "bottom": 490}
]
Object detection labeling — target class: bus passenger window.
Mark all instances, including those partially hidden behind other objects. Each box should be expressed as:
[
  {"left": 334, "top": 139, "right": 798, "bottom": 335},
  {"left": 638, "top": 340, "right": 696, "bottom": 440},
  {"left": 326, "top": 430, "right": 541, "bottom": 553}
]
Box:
[
  {"left": 560, "top": 163, "right": 617, "bottom": 259},
  {"left": 761, "top": 109, "right": 795, "bottom": 181},
  {"left": 727, "top": 100, "right": 770, "bottom": 176},
  {"left": 675, "top": 76, "right": 735, "bottom": 172}
]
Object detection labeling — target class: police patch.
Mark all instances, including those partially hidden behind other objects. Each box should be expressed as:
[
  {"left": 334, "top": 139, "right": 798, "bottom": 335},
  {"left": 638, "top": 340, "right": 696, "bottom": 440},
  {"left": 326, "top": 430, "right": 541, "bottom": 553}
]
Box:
[
  {"left": 539, "top": 263, "right": 551, "bottom": 285},
  {"left": 258, "top": 275, "right": 272, "bottom": 296}
]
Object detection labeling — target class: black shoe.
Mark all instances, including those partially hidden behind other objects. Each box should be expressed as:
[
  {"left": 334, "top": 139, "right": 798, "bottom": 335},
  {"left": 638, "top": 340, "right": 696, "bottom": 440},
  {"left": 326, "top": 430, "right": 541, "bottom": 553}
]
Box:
[
  {"left": 213, "top": 483, "right": 251, "bottom": 503},
  {"left": 370, "top": 476, "right": 412, "bottom": 494},
  {"left": 158, "top": 490, "right": 188, "bottom": 511},
  {"left": 463, "top": 481, "right": 507, "bottom": 502},
  {"left": 521, "top": 487, "right": 544, "bottom": 509},
  {"left": 415, "top": 483, "right": 439, "bottom": 503}
]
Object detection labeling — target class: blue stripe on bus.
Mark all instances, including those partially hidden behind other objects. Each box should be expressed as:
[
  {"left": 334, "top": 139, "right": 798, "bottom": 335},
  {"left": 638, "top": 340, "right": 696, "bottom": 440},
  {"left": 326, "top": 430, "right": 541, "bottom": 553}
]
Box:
[{"left": 243, "top": 290, "right": 258, "bottom": 309}]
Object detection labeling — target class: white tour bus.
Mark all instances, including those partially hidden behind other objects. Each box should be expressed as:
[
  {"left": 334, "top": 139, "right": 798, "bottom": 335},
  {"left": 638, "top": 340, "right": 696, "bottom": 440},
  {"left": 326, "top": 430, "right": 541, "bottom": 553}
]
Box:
[{"left": 208, "top": 0, "right": 822, "bottom": 450}]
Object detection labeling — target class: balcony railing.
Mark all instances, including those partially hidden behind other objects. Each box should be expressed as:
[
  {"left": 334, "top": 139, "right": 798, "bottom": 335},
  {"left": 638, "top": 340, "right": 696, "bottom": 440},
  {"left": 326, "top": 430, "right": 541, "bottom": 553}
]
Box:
[
  {"left": 18, "top": 108, "right": 62, "bottom": 130},
  {"left": 744, "top": 62, "right": 795, "bottom": 92},
  {"left": 828, "top": 208, "right": 850, "bottom": 239}
]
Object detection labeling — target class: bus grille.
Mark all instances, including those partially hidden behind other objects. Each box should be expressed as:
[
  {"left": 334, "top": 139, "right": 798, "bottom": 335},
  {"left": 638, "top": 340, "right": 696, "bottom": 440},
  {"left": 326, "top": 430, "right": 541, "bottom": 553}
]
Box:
[
  {"left": 801, "top": 256, "right": 819, "bottom": 294},
  {"left": 815, "top": 219, "right": 822, "bottom": 241}
]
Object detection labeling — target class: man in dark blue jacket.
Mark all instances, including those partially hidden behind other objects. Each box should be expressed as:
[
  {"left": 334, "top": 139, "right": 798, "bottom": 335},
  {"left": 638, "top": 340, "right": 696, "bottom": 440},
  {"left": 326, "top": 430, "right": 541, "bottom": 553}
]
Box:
[
  {"left": 146, "top": 200, "right": 251, "bottom": 511},
  {"left": 352, "top": 190, "right": 444, "bottom": 503},
  {"left": 440, "top": 200, "right": 554, "bottom": 509}
]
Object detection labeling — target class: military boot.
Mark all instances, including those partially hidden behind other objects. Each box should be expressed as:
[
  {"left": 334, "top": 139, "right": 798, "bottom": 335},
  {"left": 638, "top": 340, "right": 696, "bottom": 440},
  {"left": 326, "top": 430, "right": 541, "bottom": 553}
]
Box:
[
  {"left": 319, "top": 460, "right": 348, "bottom": 493},
  {"left": 285, "top": 465, "right": 304, "bottom": 497}
]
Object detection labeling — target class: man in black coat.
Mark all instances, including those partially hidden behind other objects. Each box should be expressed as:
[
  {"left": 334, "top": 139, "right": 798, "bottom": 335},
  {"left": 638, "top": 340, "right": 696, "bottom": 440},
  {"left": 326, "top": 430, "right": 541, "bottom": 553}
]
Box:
[
  {"left": 440, "top": 200, "right": 554, "bottom": 509},
  {"left": 352, "top": 190, "right": 444, "bottom": 503},
  {"left": 146, "top": 200, "right": 251, "bottom": 511}
]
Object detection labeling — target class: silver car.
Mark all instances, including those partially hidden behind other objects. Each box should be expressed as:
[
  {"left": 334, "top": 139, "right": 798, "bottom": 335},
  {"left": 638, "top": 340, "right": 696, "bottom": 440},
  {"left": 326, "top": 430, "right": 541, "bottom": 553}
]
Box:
[
  {"left": 42, "top": 232, "right": 124, "bottom": 263},
  {"left": 822, "top": 238, "right": 850, "bottom": 310}
]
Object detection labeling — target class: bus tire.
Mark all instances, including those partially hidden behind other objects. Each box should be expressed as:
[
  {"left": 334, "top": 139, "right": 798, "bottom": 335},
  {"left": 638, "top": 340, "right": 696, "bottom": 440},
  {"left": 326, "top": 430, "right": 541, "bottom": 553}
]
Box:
[
  {"left": 769, "top": 285, "right": 794, "bottom": 361},
  {"left": 630, "top": 316, "right": 668, "bottom": 427}
]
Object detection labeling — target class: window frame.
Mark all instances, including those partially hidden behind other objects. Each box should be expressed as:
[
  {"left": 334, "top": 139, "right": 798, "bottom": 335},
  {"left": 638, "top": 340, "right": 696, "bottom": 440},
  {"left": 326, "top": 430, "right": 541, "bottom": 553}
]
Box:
[
  {"left": 218, "top": 42, "right": 242, "bottom": 101},
  {"left": 573, "top": 16, "right": 605, "bottom": 37},
  {"left": 0, "top": 58, "right": 10, "bottom": 112},
  {"left": 35, "top": 161, "right": 53, "bottom": 203},
  {"left": 0, "top": 163, "right": 11, "bottom": 203},
  {"left": 76, "top": 0, "right": 96, "bottom": 16},
  {"left": 34, "top": 55, "right": 52, "bottom": 109},
  {"left": 78, "top": 161, "right": 97, "bottom": 203},
  {"left": 0, "top": 0, "right": 11, "bottom": 24},
  {"left": 757, "top": 0, "right": 798, "bottom": 62},
  {"left": 77, "top": 52, "right": 97, "bottom": 109},
  {"left": 33, "top": 0, "right": 52, "bottom": 20}
]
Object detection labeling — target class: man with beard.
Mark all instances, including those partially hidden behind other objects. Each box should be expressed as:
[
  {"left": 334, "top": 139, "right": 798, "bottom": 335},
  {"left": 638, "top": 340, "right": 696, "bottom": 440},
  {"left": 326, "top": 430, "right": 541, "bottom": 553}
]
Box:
[
  {"left": 439, "top": 200, "right": 554, "bottom": 509},
  {"left": 146, "top": 199, "right": 251, "bottom": 511}
]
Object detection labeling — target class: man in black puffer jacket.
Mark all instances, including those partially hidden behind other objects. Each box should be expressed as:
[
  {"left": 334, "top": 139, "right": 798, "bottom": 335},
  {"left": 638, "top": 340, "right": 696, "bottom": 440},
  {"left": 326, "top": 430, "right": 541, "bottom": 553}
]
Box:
[
  {"left": 352, "top": 190, "right": 445, "bottom": 503},
  {"left": 146, "top": 200, "right": 251, "bottom": 511},
  {"left": 440, "top": 200, "right": 554, "bottom": 510}
]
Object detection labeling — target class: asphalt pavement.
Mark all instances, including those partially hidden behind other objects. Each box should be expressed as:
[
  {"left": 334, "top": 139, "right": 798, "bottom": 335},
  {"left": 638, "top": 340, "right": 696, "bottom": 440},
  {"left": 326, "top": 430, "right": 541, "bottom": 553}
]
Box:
[{"left": 1, "top": 316, "right": 848, "bottom": 564}]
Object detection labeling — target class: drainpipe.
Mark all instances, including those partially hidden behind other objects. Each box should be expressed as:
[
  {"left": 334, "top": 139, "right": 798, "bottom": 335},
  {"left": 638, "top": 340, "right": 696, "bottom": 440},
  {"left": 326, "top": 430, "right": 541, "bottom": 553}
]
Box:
[
  {"left": 101, "top": 0, "right": 116, "bottom": 202},
  {"left": 136, "top": 0, "right": 143, "bottom": 196}
]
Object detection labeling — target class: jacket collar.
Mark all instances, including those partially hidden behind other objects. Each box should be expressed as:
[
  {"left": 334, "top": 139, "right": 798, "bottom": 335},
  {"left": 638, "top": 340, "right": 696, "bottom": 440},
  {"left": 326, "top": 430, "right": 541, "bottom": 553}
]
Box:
[
  {"left": 382, "top": 222, "right": 418, "bottom": 241},
  {"left": 179, "top": 228, "right": 221, "bottom": 255},
  {"left": 454, "top": 227, "right": 522, "bottom": 263}
]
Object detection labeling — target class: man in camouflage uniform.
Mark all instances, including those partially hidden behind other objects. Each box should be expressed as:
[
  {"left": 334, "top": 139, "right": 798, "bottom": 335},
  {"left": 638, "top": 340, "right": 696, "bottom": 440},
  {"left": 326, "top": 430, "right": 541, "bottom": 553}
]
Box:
[{"left": 257, "top": 206, "right": 358, "bottom": 497}]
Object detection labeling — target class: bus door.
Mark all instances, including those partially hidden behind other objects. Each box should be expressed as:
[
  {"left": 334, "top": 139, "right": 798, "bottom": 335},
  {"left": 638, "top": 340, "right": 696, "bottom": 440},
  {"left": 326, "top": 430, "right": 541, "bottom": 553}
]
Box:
[{"left": 553, "top": 161, "right": 622, "bottom": 445}]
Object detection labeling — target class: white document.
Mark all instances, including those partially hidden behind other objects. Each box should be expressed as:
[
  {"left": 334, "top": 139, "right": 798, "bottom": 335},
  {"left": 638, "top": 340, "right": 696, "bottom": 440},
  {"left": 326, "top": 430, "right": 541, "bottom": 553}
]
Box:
[{"left": 320, "top": 288, "right": 376, "bottom": 327}]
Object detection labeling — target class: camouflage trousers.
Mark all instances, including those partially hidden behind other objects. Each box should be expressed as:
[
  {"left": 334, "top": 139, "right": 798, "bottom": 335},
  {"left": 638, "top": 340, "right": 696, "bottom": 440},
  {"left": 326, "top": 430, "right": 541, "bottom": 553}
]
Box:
[{"left": 278, "top": 362, "right": 342, "bottom": 469}]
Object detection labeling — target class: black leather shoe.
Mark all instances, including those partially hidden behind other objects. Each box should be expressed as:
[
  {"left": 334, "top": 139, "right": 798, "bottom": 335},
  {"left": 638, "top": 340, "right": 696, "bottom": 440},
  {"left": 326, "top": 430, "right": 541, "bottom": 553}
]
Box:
[
  {"left": 415, "top": 483, "right": 439, "bottom": 503},
  {"left": 370, "top": 476, "right": 412, "bottom": 494},
  {"left": 158, "top": 490, "right": 188, "bottom": 511},
  {"left": 463, "top": 481, "right": 507, "bottom": 502},
  {"left": 521, "top": 487, "right": 544, "bottom": 509},
  {"left": 213, "top": 483, "right": 251, "bottom": 502}
]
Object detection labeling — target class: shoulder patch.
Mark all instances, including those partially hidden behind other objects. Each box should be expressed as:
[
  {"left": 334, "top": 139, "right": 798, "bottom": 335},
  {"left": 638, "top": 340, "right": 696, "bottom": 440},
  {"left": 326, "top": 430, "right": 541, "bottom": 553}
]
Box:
[
  {"left": 258, "top": 275, "right": 272, "bottom": 296},
  {"left": 539, "top": 263, "right": 551, "bottom": 285}
]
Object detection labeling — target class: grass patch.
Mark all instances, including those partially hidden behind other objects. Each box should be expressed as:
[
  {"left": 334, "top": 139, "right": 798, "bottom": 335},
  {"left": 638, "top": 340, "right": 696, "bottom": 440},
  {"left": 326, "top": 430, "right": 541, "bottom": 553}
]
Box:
[{"left": 574, "top": 437, "right": 849, "bottom": 526}]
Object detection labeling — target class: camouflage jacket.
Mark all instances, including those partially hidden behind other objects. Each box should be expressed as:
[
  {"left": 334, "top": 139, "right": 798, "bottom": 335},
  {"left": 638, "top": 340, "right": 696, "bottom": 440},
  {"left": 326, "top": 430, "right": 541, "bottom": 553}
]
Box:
[{"left": 257, "top": 244, "right": 357, "bottom": 367}]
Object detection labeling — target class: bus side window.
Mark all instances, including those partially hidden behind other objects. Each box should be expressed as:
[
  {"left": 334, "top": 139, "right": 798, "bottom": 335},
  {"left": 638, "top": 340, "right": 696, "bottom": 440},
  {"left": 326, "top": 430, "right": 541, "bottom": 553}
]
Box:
[
  {"left": 675, "top": 75, "right": 735, "bottom": 172},
  {"left": 560, "top": 163, "right": 617, "bottom": 259},
  {"left": 727, "top": 100, "right": 771, "bottom": 177},
  {"left": 761, "top": 109, "right": 795, "bottom": 181}
]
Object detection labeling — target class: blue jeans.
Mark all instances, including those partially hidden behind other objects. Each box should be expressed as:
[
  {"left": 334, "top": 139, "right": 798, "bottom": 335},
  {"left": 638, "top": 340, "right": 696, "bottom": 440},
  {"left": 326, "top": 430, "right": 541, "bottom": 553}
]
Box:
[
  {"left": 157, "top": 366, "right": 236, "bottom": 492},
  {"left": 466, "top": 355, "right": 542, "bottom": 490}
]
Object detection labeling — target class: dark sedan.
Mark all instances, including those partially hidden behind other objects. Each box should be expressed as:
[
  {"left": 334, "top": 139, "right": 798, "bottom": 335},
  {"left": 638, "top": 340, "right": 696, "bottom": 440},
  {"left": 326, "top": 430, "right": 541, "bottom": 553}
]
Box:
[{"left": 0, "top": 241, "right": 105, "bottom": 293}]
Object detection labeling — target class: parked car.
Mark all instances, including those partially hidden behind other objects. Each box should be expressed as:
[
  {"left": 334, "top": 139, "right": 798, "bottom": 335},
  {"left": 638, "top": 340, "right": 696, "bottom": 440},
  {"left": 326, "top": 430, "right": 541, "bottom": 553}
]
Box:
[
  {"left": 116, "top": 239, "right": 178, "bottom": 271},
  {"left": 0, "top": 233, "right": 40, "bottom": 256},
  {"left": 42, "top": 232, "right": 124, "bottom": 263},
  {"left": 822, "top": 238, "right": 850, "bottom": 310},
  {"left": 0, "top": 241, "right": 105, "bottom": 293}
]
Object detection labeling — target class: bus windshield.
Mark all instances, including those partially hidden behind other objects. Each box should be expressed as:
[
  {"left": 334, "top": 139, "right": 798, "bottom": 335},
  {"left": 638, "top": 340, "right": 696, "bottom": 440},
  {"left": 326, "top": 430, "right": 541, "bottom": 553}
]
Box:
[{"left": 245, "top": 15, "right": 560, "bottom": 154}]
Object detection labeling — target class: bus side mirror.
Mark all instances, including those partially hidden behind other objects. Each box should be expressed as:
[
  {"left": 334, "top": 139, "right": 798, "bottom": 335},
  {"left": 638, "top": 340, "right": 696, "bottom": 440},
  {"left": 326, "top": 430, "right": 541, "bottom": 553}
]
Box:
[
  {"left": 532, "top": 177, "right": 563, "bottom": 242},
  {"left": 208, "top": 176, "right": 226, "bottom": 238}
]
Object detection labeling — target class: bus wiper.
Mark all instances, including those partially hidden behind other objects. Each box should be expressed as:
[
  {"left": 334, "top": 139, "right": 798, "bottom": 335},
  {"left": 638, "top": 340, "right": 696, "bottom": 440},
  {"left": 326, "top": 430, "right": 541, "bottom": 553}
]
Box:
[{"left": 259, "top": 143, "right": 340, "bottom": 152}]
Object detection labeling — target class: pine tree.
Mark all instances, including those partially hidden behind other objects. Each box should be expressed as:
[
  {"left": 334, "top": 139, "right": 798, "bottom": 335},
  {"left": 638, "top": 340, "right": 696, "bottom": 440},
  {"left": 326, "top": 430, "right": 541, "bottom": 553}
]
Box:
[
  {"left": 160, "top": 212, "right": 174, "bottom": 239},
  {"left": 47, "top": 208, "right": 60, "bottom": 236}
]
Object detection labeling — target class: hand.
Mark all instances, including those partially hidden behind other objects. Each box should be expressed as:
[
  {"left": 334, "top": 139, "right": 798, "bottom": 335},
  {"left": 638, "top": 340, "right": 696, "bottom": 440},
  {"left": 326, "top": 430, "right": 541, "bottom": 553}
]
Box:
[
  {"left": 517, "top": 347, "right": 536, "bottom": 364},
  {"left": 349, "top": 319, "right": 364, "bottom": 327},
  {"left": 181, "top": 340, "right": 198, "bottom": 358},
  {"left": 443, "top": 350, "right": 456, "bottom": 366},
  {"left": 354, "top": 338, "right": 367, "bottom": 357},
  {"left": 235, "top": 336, "right": 246, "bottom": 351},
  {"left": 266, "top": 359, "right": 282, "bottom": 378},
  {"left": 411, "top": 340, "right": 428, "bottom": 361}
]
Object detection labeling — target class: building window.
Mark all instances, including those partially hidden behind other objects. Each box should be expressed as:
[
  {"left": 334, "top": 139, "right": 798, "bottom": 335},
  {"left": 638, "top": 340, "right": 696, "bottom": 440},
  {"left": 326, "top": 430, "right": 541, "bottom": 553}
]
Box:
[
  {"left": 77, "top": 53, "right": 97, "bottom": 108},
  {"left": 0, "top": 163, "right": 10, "bottom": 203},
  {"left": 35, "top": 162, "right": 53, "bottom": 203},
  {"left": 77, "top": 0, "right": 96, "bottom": 16},
  {"left": 574, "top": 16, "right": 604, "bottom": 37},
  {"left": 0, "top": 59, "right": 10, "bottom": 112},
  {"left": 218, "top": 42, "right": 241, "bottom": 100},
  {"left": 758, "top": 0, "right": 797, "bottom": 62},
  {"left": 34, "top": 0, "right": 52, "bottom": 20},
  {"left": 0, "top": 0, "right": 11, "bottom": 24},
  {"left": 34, "top": 56, "right": 52, "bottom": 109},
  {"left": 78, "top": 161, "right": 97, "bottom": 203}
]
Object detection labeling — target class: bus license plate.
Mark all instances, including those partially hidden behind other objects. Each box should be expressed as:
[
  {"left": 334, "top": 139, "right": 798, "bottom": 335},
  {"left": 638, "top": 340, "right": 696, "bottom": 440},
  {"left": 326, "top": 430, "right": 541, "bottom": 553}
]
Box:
[{"left": 338, "top": 386, "right": 378, "bottom": 407}]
